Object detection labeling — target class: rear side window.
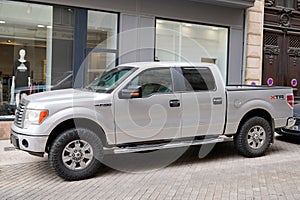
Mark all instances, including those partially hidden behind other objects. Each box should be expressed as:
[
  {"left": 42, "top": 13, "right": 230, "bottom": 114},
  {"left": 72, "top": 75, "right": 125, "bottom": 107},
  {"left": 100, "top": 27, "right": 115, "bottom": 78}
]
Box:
[{"left": 181, "top": 67, "right": 216, "bottom": 91}]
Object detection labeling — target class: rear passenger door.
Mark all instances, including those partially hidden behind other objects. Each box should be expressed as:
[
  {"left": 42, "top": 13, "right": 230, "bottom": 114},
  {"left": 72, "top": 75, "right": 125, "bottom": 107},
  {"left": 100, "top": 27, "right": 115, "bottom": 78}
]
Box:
[{"left": 179, "top": 67, "right": 226, "bottom": 137}]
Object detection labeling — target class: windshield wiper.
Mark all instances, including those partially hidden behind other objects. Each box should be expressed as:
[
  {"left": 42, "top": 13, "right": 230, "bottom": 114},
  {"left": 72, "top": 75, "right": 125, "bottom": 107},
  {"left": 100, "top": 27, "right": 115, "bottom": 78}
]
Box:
[{"left": 85, "top": 86, "right": 95, "bottom": 92}]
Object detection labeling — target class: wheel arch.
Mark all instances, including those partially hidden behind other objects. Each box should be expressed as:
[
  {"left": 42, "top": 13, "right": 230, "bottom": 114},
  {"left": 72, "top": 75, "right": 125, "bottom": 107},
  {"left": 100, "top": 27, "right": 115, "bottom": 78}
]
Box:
[
  {"left": 237, "top": 109, "right": 275, "bottom": 142},
  {"left": 45, "top": 118, "right": 109, "bottom": 153}
]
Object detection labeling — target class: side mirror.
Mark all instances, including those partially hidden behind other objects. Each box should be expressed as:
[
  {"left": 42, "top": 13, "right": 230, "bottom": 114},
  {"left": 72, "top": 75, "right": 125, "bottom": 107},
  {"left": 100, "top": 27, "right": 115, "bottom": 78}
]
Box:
[{"left": 119, "top": 86, "right": 142, "bottom": 99}]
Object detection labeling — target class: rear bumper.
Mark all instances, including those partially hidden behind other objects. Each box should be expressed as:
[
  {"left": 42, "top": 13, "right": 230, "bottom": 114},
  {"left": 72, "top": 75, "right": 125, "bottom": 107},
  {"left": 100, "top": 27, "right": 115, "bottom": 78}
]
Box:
[
  {"left": 286, "top": 117, "right": 296, "bottom": 128},
  {"left": 276, "top": 127, "right": 300, "bottom": 137},
  {"left": 276, "top": 117, "right": 300, "bottom": 137},
  {"left": 10, "top": 130, "right": 47, "bottom": 157}
]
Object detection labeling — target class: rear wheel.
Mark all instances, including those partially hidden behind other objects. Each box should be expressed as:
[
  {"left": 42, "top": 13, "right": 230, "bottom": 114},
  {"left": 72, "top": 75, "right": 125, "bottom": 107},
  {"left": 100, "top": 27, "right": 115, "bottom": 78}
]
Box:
[
  {"left": 49, "top": 128, "right": 103, "bottom": 181},
  {"left": 234, "top": 117, "right": 272, "bottom": 157}
]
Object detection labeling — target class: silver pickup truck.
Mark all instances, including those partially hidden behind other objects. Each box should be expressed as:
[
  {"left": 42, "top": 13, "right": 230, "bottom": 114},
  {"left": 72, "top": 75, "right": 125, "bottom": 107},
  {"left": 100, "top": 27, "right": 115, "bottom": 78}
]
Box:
[{"left": 11, "top": 62, "right": 295, "bottom": 180}]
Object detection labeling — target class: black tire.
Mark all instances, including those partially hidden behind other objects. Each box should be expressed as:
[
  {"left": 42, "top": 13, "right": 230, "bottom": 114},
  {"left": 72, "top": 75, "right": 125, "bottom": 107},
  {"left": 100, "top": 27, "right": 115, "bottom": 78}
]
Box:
[
  {"left": 49, "top": 128, "right": 103, "bottom": 181},
  {"left": 234, "top": 117, "right": 272, "bottom": 158}
]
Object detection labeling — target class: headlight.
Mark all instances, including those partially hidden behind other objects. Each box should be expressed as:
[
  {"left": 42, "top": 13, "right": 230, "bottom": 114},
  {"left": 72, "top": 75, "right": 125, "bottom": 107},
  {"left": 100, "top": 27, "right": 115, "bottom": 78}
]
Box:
[{"left": 25, "top": 109, "right": 49, "bottom": 125}]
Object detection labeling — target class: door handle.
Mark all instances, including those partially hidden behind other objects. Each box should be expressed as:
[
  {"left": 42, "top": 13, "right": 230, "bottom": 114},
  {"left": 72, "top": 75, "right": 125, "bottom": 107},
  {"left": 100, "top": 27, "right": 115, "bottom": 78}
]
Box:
[
  {"left": 213, "top": 97, "right": 223, "bottom": 105},
  {"left": 169, "top": 99, "right": 180, "bottom": 107}
]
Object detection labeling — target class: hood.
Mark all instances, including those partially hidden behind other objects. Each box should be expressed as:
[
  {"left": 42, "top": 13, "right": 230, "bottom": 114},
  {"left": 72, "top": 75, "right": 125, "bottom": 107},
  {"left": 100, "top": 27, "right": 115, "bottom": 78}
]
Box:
[{"left": 24, "top": 88, "right": 111, "bottom": 109}]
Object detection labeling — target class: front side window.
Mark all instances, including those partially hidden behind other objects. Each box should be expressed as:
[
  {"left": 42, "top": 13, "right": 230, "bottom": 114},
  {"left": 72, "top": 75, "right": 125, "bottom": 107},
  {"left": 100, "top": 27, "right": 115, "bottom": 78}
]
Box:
[
  {"left": 181, "top": 67, "right": 216, "bottom": 91},
  {"left": 86, "top": 67, "right": 135, "bottom": 93},
  {"left": 127, "top": 68, "right": 173, "bottom": 97}
]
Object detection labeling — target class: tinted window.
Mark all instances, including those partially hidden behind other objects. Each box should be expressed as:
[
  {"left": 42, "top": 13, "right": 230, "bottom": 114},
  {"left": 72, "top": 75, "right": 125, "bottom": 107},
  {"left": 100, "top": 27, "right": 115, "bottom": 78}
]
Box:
[{"left": 181, "top": 67, "right": 216, "bottom": 91}]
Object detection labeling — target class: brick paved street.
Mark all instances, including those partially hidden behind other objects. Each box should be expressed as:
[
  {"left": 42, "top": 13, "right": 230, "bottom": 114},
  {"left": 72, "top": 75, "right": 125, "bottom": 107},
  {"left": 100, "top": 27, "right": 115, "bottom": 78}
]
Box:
[{"left": 1, "top": 135, "right": 300, "bottom": 200}]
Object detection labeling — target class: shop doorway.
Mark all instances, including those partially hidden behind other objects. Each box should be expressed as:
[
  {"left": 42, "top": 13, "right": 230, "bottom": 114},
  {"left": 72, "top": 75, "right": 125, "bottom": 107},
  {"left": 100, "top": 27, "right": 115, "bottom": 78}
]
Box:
[{"left": 263, "top": 31, "right": 300, "bottom": 100}]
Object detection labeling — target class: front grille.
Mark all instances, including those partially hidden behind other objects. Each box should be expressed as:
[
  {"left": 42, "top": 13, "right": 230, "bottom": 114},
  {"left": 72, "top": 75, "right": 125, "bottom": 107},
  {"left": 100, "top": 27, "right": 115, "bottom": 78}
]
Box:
[{"left": 14, "top": 102, "right": 26, "bottom": 128}]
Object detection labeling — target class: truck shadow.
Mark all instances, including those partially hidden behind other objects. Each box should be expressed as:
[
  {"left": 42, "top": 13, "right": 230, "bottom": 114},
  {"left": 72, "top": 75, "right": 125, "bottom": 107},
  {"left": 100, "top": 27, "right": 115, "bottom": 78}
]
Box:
[
  {"left": 97, "top": 138, "right": 292, "bottom": 177},
  {"left": 98, "top": 142, "right": 240, "bottom": 176},
  {"left": 275, "top": 135, "right": 300, "bottom": 145}
]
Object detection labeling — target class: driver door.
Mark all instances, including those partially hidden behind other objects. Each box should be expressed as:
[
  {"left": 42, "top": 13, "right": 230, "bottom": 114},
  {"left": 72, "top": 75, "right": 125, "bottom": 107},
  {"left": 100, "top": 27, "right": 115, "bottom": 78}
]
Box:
[{"left": 114, "top": 67, "right": 182, "bottom": 144}]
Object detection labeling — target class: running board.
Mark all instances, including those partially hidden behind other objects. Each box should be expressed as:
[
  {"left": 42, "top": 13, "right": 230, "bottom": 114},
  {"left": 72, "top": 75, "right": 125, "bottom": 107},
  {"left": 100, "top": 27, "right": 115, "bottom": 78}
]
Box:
[{"left": 105, "top": 136, "right": 233, "bottom": 154}]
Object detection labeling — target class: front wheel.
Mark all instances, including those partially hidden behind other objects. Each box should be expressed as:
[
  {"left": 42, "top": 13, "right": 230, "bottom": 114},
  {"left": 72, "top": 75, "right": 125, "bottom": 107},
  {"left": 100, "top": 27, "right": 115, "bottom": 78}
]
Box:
[
  {"left": 234, "top": 117, "right": 272, "bottom": 158},
  {"left": 49, "top": 128, "right": 103, "bottom": 181}
]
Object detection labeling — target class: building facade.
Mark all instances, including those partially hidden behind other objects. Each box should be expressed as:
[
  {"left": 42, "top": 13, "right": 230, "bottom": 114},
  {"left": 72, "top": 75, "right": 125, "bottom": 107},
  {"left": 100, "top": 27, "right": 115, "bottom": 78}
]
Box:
[
  {"left": 0, "top": 0, "right": 254, "bottom": 138},
  {"left": 263, "top": 0, "right": 300, "bottom": 100},
  {"left": 246, "top": 0, "right": 300, "bottom": 101}
]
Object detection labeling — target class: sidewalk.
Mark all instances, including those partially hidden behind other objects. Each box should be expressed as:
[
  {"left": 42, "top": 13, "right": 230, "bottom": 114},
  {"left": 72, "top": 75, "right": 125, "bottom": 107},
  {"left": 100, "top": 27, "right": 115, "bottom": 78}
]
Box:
[
  {"left": 1, "top": 136, "right": 300, "bottom": 199},
  {"left": 0, "top": 139, "right": 47, "bottom": 166}
]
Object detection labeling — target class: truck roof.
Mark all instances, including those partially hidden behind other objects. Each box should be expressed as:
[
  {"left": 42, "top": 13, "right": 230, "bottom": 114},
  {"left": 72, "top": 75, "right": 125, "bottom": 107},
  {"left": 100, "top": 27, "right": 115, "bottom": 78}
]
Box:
[{"left": 118, "top": 62, "right": 217, "bottom": 69}]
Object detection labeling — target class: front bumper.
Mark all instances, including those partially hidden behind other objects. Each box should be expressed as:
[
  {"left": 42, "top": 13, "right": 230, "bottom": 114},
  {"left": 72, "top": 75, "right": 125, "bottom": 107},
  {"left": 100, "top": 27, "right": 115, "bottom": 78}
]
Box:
[{"left": 10, "top": 130, "right": 48, "bottom": 157}]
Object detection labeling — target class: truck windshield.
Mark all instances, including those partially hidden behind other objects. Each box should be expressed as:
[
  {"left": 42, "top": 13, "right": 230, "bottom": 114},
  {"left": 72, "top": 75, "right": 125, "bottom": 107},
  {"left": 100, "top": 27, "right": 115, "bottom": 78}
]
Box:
[{"left": 86, "top": 67, "right": 136, "bottom": 93}]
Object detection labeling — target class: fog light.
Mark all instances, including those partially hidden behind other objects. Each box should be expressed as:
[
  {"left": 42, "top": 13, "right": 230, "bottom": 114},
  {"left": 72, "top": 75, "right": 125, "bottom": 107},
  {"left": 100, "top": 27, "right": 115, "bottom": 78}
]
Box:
[{"left": 22, "top": 139, "right": 29, "bottom": 148}]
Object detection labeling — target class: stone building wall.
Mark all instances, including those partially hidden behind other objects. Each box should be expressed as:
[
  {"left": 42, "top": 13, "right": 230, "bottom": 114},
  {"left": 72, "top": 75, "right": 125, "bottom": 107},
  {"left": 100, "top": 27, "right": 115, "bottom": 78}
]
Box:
[{"left": 245, "top": 0, "right": 265, "bottom": 85}]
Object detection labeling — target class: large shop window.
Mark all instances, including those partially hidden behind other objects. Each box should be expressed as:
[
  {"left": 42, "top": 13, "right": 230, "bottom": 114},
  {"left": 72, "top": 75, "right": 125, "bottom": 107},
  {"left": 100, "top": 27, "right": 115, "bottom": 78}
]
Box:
[
  {"left": 86, "top": 11, "right": 118, "bottom": 84},
  {"left": 155, "top": 19, "right": 228, "bottom": 81},
  {"left": 0, "top": 1, "right": 74, "bottom": 118}
]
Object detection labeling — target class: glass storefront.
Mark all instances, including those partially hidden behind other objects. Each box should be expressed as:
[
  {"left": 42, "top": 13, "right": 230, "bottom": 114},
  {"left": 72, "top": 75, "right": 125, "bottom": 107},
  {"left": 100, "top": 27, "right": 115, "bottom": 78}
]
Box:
[
  {"left": 0, "top": 1, "right": 229, "bottom": 120},
  {"left": 0, "top": 1, "right": 53, "bottom": 117},
  {"left": 0, "top": 0, "right": 119, "bottom": 119},
  {"left": 86, "top": 11, "right": 118, "bottom": 83},
  {"left": 155, "top": 19, "right": 229, "bottom": 81}
]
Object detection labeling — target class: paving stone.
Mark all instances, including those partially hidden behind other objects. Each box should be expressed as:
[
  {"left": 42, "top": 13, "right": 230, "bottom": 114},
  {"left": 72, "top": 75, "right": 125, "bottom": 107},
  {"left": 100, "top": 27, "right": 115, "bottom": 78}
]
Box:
[{"left": 0, "top": 135, "right": 300, "bottom": 199}]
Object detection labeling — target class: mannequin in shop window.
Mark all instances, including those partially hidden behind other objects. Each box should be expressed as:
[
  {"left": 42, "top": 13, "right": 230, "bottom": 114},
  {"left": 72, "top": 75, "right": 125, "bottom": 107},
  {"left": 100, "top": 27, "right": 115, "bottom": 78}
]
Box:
[{"left": 10, "top": 49, "right": 31, "bottom": 106}]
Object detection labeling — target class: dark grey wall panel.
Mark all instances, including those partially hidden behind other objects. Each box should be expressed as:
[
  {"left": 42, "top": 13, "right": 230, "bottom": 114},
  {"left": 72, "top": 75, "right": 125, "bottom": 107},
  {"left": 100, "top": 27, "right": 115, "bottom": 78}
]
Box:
[
  {"left": 119, "top": 14, "right": 139, "bottom": 64},
  {"left": 119, "top": 14, "right": 155, "bottom": 64},
  {"left": 228, "top": 27, "right": 244, "bottom": 85},
  {"left": 189, "top": 0, "right": 255, "bottom": 8},
  {"left": 138, "top": 16, "right": 155, "bottom": 62}
]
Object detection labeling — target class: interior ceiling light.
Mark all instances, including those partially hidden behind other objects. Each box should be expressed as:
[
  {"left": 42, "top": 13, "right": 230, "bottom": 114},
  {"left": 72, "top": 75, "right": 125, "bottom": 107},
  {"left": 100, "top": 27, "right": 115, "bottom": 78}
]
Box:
[
  {"left": 212, "top": 27, "right": 219, "bottom": 30},
  {"left": 185, "top": 23, "right": 192, "bottom": 27},
  {"left": 0, "top": 20, "right": 6, "bottom": 24},
  {"left": 37, "top": 25, "right": 45, "bottom": 28}
]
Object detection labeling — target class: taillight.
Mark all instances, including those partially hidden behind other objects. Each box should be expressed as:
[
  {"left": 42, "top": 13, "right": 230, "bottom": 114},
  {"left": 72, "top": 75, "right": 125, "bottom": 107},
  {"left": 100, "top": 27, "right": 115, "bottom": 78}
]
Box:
[{"left": 287, "top": 94, "right": 294, "bottom": 109}]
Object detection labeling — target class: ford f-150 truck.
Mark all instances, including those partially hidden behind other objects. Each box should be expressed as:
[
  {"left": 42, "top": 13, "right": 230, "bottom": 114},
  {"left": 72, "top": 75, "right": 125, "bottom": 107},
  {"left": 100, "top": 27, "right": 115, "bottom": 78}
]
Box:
[{"left": 10, "top": 62, "right": 295, "bottom": 180}]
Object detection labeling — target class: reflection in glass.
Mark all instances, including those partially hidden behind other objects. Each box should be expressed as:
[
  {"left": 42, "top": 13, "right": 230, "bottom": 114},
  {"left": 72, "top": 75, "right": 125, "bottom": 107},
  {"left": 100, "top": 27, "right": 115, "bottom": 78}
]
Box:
[
  {"left": 155, "top": 19, "right": 228, "bottom": 82},
  {"left": 87, "top": 11, "right": 118, "bottom": 49},
  {"left": 86, "top": 67, "right": 135, "bottom": 93},
  {"left": 0, "top": 1, "right": 52, "bottom": 116},
  {"left": 86, "top": 11, "right": 118, "bottom": 85},
  {"left": 87, "top": 52, "right": 116, "bottom": 84}
]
